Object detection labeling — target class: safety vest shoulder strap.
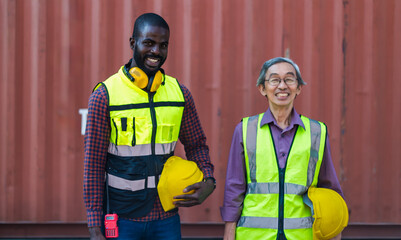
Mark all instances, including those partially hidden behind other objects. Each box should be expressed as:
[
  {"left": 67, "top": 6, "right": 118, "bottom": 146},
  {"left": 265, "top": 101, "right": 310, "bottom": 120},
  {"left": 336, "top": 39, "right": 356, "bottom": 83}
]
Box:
[{"left": 299, "top": 115, "right": 327, "bottom": 186}]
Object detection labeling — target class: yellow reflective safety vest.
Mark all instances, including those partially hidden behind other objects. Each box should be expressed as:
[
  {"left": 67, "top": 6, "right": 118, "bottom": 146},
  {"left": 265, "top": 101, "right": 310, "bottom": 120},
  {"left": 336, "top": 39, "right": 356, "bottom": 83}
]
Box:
[
  {"left": 94, "top": 66, "right": 185, "bottom": 218},
  {"left": 236, "top": 113, "right": 327, "bottom": 240}
]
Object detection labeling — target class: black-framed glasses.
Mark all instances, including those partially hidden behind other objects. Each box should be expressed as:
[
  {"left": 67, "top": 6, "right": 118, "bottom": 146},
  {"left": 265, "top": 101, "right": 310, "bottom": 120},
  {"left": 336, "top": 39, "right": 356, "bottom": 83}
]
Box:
[{"left": 265, "top": 77, "right": 297, "bottom": 86}]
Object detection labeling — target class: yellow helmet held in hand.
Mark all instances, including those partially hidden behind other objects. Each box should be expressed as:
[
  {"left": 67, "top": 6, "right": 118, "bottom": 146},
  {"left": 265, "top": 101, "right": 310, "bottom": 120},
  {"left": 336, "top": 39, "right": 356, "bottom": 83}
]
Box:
[
  {"left": 157, "top": 156, "right": 204, "bottom": 212},
  {"left": 307, "top": 187, "right": 349, "bottom": 240}
]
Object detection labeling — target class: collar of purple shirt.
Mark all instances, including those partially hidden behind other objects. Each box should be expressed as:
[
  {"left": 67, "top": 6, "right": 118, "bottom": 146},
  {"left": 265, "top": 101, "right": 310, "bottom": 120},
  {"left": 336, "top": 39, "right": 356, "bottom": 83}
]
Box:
[{"left": 261, "top": 107, "right": 305, "bottom": 131}]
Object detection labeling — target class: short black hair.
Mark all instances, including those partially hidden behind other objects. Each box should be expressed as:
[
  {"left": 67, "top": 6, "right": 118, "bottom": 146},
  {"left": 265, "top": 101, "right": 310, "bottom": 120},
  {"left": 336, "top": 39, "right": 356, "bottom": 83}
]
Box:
[{"left": 132, "top": 13, "right": 170, "bottom": 39}]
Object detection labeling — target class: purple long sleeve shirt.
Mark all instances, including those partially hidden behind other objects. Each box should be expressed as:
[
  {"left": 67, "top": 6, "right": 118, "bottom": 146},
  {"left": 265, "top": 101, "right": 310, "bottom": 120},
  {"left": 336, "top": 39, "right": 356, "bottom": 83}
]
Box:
[{"left": 220, "top": 108, "right": 344, "bottom": 222}]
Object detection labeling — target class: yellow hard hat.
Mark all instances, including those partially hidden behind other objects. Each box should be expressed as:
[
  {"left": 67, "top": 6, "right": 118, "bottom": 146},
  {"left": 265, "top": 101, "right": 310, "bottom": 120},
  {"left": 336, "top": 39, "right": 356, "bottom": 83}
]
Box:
[
  {"left": 157, "top": 156, "right": 204, "bottom": 212},
  {"left": 307, "top": 187, "right": 349, "bottom": 240}
]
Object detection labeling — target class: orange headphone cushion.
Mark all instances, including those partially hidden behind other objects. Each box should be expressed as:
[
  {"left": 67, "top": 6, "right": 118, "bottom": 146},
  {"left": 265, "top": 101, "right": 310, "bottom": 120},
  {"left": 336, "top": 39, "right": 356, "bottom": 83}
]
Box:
[
  {"left": 129, "top": 67, "right": 149, "bottom": 89},
  {"left": 149, "top": 71, "right": 163, "bottom": 92}
]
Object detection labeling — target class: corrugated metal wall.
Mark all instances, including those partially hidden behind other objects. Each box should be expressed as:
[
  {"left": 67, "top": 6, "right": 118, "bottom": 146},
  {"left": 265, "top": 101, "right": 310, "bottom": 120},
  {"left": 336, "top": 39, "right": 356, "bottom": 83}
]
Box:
[
  {"left": 342, "top": 0, "right": 401, "bottom": 223},
  {"left": 1, "top": 0, "right": 400, "bottom": 237}
]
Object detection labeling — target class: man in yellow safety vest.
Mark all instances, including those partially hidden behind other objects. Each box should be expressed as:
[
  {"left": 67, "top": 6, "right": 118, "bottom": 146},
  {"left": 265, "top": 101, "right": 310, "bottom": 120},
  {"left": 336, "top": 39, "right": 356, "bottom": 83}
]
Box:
[
  {"left": 220, "top": 57, "right": 347, "bottom": 240},
  {"left": 84, "top": 13, "right": 216, "bottom": 240}
]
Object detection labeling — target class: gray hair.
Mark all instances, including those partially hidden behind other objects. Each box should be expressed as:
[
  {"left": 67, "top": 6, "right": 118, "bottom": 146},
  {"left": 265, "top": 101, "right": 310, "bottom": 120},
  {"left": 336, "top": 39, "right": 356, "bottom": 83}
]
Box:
[{"left": 256, "top": 57, "right": 306, "bottom": 86}]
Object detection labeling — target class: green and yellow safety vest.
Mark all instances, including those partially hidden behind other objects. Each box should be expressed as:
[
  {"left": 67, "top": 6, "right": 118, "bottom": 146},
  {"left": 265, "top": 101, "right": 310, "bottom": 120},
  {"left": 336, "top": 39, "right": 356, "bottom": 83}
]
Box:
[
  {"left": 236, "top": 113, "right": 327, "bottom": 240},
  {"left": 94, "top": 66, "right": 185, "bottom": 218}
]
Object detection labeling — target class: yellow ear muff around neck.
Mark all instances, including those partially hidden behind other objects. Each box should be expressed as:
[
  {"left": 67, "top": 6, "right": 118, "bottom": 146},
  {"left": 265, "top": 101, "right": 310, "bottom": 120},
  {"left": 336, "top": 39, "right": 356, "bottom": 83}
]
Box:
[{"left": 127, "top": 66, "right": 163, "bottom": 92}]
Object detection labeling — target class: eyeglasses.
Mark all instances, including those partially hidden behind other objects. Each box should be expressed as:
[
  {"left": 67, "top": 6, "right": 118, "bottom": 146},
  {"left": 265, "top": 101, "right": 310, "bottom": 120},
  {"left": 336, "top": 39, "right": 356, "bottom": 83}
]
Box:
[{"left": 265, "top": 77, "right": 297, "bottom": 86}]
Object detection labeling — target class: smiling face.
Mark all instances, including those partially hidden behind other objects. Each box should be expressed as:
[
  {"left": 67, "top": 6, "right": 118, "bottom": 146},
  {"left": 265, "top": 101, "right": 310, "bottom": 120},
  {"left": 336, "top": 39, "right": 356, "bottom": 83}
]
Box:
[
  {"left": 258, "top": 62, "right": 302, "bottom": 110},
  {"left": 130, "top": 24, "right": 169, "bottom": 76}
]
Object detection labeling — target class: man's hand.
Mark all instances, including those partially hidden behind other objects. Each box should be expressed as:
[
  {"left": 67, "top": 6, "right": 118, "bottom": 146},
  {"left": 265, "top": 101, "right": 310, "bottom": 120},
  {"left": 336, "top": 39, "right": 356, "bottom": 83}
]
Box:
[
  {"left": 173, "top": 178, "right": 215, "bottom": 207},
  {"left": 223, "top": 221, "right": 236, "bottom": 240},
  {"left": 89, "top": 227, "right": 106, "bottom": 240}
]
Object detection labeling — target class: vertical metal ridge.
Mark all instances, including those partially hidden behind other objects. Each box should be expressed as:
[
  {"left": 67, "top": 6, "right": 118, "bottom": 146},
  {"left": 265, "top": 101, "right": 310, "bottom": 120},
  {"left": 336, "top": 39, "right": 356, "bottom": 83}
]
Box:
[
  {"left": 340, "top": 0, "right": 348, "bottom": 199},
  {"left": 391, "top": 0, "right": 401, "bottom": 222},
  {"left": 242, "top": 0, "right": 253, "bottom": 116},
  {"left": 182, "top": 0, "right": 192, "bottom": 89}
]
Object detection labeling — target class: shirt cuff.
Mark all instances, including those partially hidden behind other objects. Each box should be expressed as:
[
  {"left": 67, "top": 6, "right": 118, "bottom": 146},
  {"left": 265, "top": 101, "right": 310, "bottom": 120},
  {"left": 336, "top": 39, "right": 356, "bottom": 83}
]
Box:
[
  {"left": 220, "top": 206, "right": 242, "bottom": 222},
  {"left": 202, "top": 168, "right": 214, "bottom": 179},
  {"left": 87, "top": 210, "right": 103, "bottom": 228}
]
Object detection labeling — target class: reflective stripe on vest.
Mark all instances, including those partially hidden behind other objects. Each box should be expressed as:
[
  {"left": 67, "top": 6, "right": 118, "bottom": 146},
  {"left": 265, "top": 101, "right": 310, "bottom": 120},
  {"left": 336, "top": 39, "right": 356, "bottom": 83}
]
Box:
[
  {"left": 238, "top": 215, "right": 313, "bottom": 229},
  {"left": 108, "top": 142, "right": 178, "bottom": 157},
  {"left": 246, "top": 182, "right": 308, "bottom": 195},
  {"left": 237, "top": 113, "right": 326, "bottom": 240},
  {"left": 108, "top": 174, "right": 158, "bottom": 191}
]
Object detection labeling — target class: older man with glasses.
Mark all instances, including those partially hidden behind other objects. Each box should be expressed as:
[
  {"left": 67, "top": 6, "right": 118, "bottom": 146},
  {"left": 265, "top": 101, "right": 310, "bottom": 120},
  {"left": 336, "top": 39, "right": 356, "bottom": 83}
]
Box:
[{"left": 220, "top": 57, "right": 345, "bottom": 240}]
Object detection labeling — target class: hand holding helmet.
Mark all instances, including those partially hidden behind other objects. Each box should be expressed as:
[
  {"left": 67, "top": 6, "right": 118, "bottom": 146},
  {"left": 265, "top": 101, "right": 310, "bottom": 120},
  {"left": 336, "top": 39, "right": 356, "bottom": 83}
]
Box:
[{"left": 157, "top": 156, "right": 215, "bottom": 211}]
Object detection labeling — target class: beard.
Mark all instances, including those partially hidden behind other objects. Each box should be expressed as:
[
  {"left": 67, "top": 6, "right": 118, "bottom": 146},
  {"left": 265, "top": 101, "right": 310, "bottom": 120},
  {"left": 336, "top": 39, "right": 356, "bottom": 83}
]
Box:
[{"left": 133, "top": 47, "right": 166, "bottom": 77}]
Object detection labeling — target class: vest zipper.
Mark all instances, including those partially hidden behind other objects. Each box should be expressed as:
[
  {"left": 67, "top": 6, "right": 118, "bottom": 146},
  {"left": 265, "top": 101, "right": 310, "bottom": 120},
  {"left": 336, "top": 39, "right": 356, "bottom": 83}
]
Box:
[
  {"left": 148, "top": 92, "right": 157, "bottom": 155},
  {"left": 269, "top": 125, "right": 298, "bottom": 240},
  {"left": 278, "top": 168, "right": 286, "bottom": 240}
]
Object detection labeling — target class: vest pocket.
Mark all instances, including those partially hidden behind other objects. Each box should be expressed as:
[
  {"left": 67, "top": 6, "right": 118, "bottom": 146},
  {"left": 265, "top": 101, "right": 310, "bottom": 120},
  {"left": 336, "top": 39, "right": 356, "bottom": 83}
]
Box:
[
  {"left": 158, "top": 123, "right": 175, "bottom": 143},
  {"left": 112, "top": 117, "right": 136, "bottom": 146},
  {"left": 108, "top": 187, "right": 157, "bottom": 218}
]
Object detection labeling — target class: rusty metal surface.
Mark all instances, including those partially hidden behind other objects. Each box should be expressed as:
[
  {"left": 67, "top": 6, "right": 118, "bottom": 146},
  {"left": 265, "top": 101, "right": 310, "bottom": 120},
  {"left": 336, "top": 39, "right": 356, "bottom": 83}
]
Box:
[
  {"left": 0, "top": 0, "right": 400, "bottom": 237},
  {"left": 341, "top": 0, "right": 401, "bottom": 224}
]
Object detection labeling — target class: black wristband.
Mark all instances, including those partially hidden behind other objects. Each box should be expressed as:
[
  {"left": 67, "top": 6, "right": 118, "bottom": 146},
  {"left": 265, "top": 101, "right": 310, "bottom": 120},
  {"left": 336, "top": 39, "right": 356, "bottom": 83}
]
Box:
[{"left": 204, "top": 177, "right": 216, "bottom": 189}]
